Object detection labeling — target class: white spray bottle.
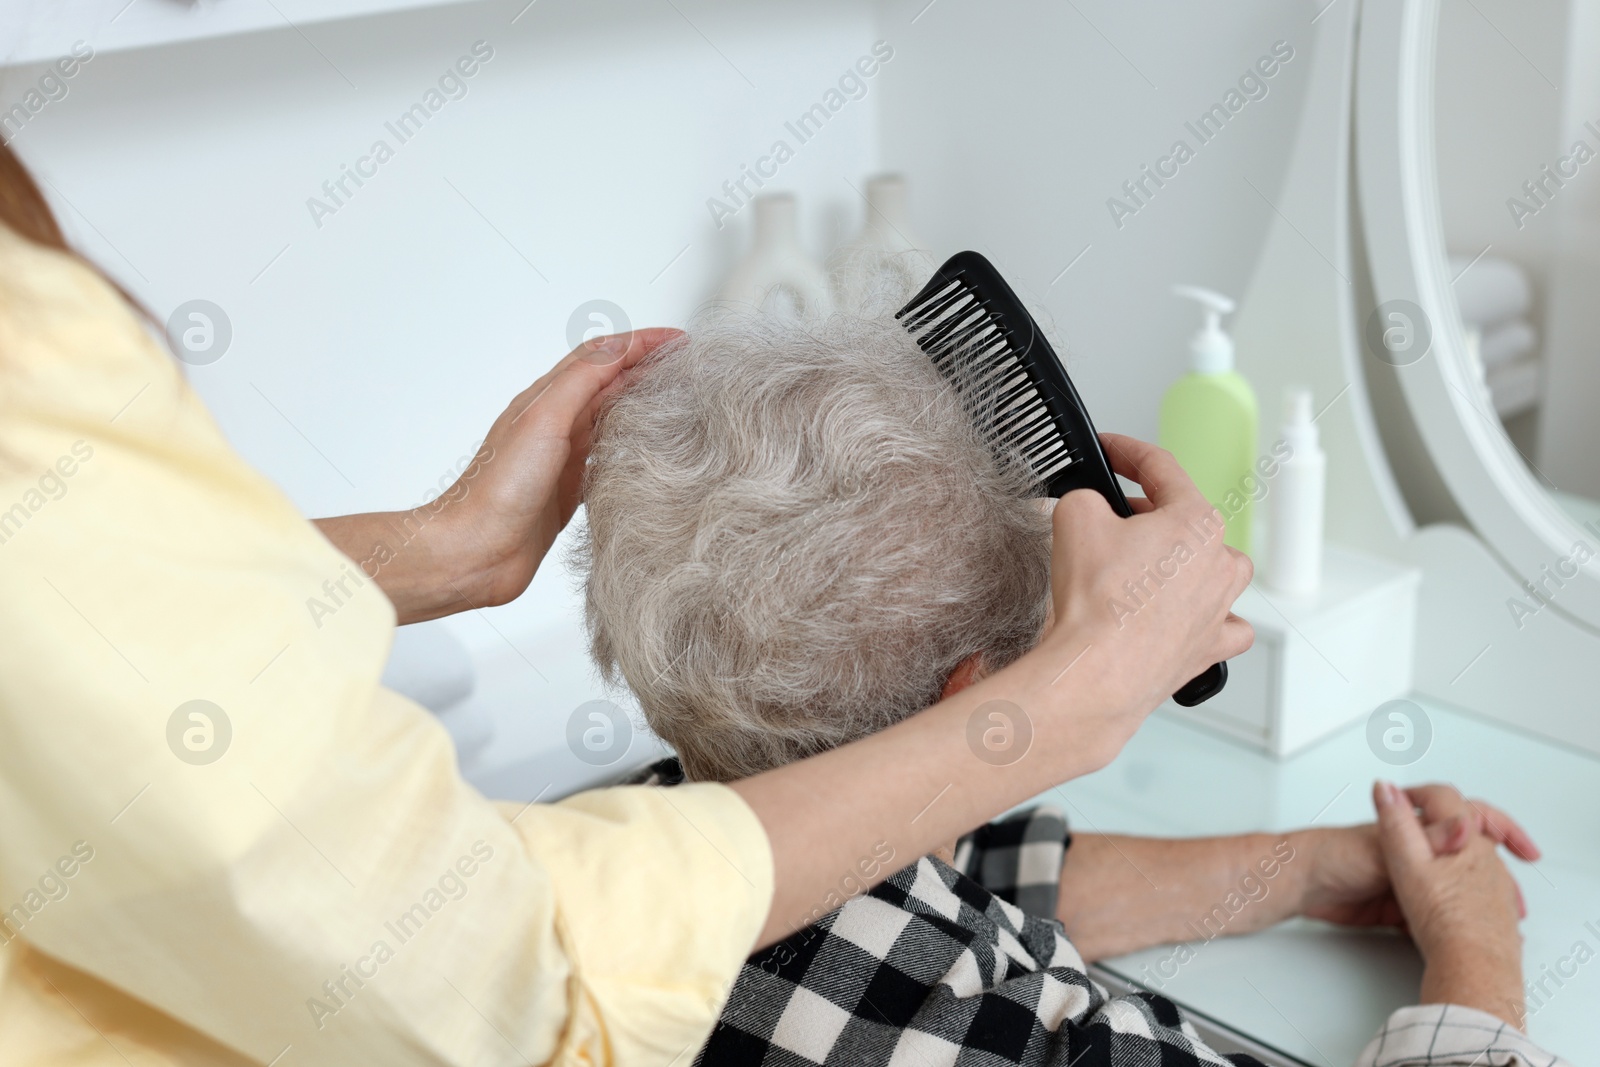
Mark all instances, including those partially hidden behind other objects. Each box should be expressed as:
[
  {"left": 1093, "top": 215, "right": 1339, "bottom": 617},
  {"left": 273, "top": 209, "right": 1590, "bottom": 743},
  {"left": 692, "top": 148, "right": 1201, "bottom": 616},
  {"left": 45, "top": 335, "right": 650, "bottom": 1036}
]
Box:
[{"left": 1267, "top": 387, "right": 1326, "bottom": 596}]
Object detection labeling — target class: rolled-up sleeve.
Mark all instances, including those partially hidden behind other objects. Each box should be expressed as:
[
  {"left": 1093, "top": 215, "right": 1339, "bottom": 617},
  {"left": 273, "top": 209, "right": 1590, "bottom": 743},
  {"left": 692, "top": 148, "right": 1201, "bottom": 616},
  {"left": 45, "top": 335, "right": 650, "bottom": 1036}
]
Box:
[
  {"left": 1356, "top": 1005, "right": 1570, "bottom": 1067},
  {"left": 0, "top": 228, "right": 772, "bottom": 1067}
]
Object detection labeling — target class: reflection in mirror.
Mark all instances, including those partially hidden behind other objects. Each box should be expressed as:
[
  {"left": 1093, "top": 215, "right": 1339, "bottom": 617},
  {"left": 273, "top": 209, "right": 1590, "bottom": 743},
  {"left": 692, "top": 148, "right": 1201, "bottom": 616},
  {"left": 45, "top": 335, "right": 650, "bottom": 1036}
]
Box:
[{"left": 1433, "top": 0, "right": 1600, "bottom": 530}]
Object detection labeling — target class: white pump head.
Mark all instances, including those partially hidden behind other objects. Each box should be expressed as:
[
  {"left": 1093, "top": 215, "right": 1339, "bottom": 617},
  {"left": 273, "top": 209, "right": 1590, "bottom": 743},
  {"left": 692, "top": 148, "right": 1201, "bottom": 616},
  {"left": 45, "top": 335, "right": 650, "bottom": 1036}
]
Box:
[{"left": 1172, "top": 284, "right": 1237, "bottom": 374}]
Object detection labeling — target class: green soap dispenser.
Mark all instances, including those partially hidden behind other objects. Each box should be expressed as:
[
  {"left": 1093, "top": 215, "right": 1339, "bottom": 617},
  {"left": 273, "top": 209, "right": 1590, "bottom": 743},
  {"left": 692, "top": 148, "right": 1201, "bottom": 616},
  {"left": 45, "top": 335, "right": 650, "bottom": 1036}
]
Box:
[{"left": 1159, "top": 286, "right": 1258, "bottom": 555}]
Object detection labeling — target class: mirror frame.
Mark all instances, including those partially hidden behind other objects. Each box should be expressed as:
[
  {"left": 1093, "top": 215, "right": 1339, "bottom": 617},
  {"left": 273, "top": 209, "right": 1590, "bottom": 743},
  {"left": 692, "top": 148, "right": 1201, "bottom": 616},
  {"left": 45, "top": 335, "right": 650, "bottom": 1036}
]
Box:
[{"left": 1355, "top": 0, "right": 1600, "bottom": 630}]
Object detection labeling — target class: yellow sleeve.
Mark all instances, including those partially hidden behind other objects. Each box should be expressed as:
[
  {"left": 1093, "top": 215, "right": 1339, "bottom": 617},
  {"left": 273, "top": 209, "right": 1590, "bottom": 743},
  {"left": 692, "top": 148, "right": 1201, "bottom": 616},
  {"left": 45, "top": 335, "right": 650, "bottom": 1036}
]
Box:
[{"left": 0, "top": 227, "right": 772, "bottom": 1067}]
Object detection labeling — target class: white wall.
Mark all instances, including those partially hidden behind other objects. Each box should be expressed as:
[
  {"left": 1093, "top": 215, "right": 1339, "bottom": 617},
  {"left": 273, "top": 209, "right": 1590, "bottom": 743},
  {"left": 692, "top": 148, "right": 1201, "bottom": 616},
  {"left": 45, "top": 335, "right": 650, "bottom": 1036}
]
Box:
[
  {"left": 5, "top": 0, "right": 1315, "bottom": 796},
  {"left": 876, "top": 0, "right": 1315, "bottom": 448}
]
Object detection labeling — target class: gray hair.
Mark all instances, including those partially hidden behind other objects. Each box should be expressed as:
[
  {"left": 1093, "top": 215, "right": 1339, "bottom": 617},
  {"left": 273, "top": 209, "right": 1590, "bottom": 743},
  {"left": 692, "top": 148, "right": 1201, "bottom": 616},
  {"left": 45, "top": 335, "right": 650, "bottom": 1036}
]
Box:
[{"left": 574, "top": 308, "right": 1052, "bottom": 782}]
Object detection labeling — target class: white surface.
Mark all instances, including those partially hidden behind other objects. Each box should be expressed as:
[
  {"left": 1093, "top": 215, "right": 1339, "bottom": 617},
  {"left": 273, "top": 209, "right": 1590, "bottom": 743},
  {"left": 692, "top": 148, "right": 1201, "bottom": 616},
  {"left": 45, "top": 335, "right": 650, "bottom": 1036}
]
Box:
[
  {"left": 3, "top": 0, "right": 484, "bottom": 66},
  {"left": 1405, "top": 523, "right": 1600, "bottom": 757},
  {"left": 1166, "top": 548, "right": 1420, "bottom": 757},
  {"left": 1044, "top": 696, "right": 1598, "bottom": 1066}
]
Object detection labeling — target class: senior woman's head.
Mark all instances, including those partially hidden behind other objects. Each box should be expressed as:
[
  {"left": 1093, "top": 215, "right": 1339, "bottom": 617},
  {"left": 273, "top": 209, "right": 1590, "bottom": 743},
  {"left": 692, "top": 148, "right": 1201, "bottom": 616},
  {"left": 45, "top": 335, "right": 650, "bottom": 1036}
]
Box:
[{"left": 576, "top": 309, "right": 1052, "bottom": 782}]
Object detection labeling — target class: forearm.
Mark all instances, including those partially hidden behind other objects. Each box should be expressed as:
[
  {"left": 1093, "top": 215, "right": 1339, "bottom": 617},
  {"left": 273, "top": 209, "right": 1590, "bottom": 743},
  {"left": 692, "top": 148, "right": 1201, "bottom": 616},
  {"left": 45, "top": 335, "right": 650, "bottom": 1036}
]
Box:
[
  {"left": 732, "top": 644, "right": 1117, "bottom": 949},
  {"left": 1057, "top": 829, "right": 1307, "bottom": 961},
  {"left": 314, "top": 505, "right": 497, "bottom": 624}
]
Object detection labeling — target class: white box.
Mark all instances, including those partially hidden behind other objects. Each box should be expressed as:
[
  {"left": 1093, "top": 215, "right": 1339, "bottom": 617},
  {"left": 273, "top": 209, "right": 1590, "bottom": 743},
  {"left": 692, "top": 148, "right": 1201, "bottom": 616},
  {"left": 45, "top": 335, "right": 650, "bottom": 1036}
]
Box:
[{"left": 1161, "top": 546, "right": 1421, "bottom": 757}]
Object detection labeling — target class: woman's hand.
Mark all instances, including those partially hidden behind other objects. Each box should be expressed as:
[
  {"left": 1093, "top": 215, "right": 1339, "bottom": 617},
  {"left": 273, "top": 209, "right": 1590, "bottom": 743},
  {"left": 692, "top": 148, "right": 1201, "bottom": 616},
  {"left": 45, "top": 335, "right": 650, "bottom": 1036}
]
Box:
[
  {"left": 1373, "top": 779, "right": 1527, "bottom": 1028},
  {"left": 431, "top": 329, "right": 681, "bottom": 608},
  {"left": 737, "top": 434, "right": 1258, "bottom": 945},
  {"left": 315, "top": 329, "right": 681, "bottom": 624},
  {"left": 1041, "top": 434, "right": 1255, "bottom": 767},
  {"left": 1052, "top": 782, "right": 1536, "bottom": 961},
  {"left": 1297, "top": 784, "right": 1538, "bottom": 927}
]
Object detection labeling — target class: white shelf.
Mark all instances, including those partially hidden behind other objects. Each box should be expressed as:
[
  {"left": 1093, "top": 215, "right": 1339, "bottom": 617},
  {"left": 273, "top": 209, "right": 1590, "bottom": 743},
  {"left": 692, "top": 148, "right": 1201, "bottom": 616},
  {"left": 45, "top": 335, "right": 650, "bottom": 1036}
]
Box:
[{"left": 3, "top": 0, "right": 484, "bottom": 67}]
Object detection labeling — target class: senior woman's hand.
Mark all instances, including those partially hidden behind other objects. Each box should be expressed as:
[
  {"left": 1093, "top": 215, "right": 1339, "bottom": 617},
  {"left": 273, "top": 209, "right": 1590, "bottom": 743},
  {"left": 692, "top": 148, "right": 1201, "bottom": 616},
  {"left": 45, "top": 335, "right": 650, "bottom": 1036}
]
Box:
[
  {"left": 1373, "top": 779, "right": 1528, "bottom": 1028},
  {"left": 1053, "top": 781, "right": 1537, "bottom": 961},
  {"left": 315, "top": 329, "right": 681, "bottom": 623},
  {"left": 1297, "top": 783, "right": 1537, "bottom": 927}
]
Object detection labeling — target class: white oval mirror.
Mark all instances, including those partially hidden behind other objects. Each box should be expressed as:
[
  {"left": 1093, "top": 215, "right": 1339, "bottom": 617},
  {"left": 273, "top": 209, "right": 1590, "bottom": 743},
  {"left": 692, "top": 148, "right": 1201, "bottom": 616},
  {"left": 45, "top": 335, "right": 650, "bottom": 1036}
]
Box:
[{"left": 1357, "top": 0, "right": 1600, "bottom": 631}]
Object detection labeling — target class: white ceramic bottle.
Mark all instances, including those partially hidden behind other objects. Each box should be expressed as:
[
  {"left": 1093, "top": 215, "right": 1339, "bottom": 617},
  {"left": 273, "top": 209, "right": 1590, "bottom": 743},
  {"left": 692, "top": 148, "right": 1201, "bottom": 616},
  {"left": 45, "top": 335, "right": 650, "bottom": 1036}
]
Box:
[
  {"left": 827, "top": 174, "right": 937, "bottom": 312},
  {"left": 716, "top": 193, "right": 833, "bottom": 320},
  {"left": 1267, "top": 387, "right": 1327, "bottom": 596}
]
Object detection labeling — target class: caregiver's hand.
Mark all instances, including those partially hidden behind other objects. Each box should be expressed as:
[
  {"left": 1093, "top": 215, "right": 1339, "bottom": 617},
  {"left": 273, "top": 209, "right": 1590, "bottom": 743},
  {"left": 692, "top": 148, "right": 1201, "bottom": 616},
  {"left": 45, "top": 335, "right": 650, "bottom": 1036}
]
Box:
[
  {"left": 1046, "top": 433, "right": 1255, "bottom": 764},
  {"left": 315, "top": 329, "right": 681, "bottom": 624},
  {"left": 733, "top": 433, "right": 1255, "bottom": 946},
  {"left": 1374, "top": 779, "right": 1527, "bottom": 1028}
]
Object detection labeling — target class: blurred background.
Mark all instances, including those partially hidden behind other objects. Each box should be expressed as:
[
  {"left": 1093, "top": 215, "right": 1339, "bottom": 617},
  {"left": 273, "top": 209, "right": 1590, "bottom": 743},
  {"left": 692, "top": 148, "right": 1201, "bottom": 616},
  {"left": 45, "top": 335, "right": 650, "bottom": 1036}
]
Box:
[
  {"left": 1433, "top": 0, "right": 1600, "bottom": 518},
  {"left": 3, "top": 0, "right": 1323, "bottom": 796}
]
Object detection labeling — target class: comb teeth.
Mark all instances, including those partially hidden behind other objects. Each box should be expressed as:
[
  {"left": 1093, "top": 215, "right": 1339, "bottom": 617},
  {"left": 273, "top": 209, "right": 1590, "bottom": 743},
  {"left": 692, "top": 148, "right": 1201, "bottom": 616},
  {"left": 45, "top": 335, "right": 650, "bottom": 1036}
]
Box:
[
  {"left": 901, "top": 253, "right": 1221, "bottom": 705},
  {"left": 897, "top": 271, "right": 1077, "bottom": 491}
]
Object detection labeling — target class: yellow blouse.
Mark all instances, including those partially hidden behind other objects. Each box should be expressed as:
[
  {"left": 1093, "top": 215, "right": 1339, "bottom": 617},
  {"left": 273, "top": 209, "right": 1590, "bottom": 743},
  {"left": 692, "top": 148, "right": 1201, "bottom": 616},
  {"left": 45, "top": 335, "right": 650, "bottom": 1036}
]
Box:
[{"left": 0, "top": 225, "right": 773, "bottom": 1066}]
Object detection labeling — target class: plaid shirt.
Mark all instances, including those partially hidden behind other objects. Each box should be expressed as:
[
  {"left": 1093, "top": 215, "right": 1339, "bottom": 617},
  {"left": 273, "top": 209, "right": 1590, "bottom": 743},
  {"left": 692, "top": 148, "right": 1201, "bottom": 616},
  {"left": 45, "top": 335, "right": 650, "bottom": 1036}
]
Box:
[
  {"left": 626, "top": 759, "right": 1571, "bottom": 1067},
  {"left": 629, "top": 758, "right": 1253, "bottom": 1066},
  {"left": 1354, "top": 1006, "right": 1571, "bottom": 1067}
]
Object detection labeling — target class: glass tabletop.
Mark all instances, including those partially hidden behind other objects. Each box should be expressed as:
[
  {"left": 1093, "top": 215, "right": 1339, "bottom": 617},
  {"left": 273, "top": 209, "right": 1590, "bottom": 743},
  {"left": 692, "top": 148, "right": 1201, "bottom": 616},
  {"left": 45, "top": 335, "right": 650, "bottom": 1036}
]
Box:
[{"left": 1035, "top": 696, "right": 1598, "bottom": 1065}]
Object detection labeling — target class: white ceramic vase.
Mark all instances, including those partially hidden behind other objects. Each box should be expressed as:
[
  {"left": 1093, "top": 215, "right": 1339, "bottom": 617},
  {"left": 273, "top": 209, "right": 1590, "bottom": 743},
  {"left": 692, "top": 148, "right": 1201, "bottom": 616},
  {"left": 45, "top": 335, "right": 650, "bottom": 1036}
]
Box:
[
  {"left": 716, "top": 193, "right": 833, "bottom": 320},
  {"left": 827, "top": 174, "right": 938, "bottom": 314}
]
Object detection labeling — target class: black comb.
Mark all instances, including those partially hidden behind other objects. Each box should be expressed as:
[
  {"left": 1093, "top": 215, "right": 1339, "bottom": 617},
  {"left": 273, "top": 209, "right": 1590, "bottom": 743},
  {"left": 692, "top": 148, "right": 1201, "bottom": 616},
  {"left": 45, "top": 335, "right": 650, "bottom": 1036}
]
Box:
[{"left": 896, "top": 251, "right": 1227, "bottom": 708}]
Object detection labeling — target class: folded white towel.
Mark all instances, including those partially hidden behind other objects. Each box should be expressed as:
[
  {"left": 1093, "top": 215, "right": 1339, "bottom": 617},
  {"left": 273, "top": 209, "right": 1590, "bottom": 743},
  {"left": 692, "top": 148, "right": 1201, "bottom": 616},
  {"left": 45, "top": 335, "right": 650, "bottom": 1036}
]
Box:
[
  {"left": 1485, "top": 357, "right": 1542, "bottom": 418},
  {"left": 1448, "top": 253, "right": 1532, "bottom": 327},
  {"left": 1478, "top": 318, "right": 1537, "bottom": 368}
]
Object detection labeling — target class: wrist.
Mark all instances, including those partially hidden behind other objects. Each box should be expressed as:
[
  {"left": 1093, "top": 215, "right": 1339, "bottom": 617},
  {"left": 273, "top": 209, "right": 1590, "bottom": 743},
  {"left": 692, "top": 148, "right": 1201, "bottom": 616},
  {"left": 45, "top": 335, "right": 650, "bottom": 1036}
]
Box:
[
  {"left": 317, "top": 501, "right": 505, "bottom": 625},
  {"left": 417, "top": 499, "right": 509, "bottom": 605},
  {"left": 1421, "top": 940, "right": 1526, "bottom": 1029},
  {"left": 907, "top": 641, "right": 1126, "bottom": 843},
  {"left": 964, "top": 651, "right": 1104, "bottom": 780},
  {"left": 1278, "top": 827, "right": 1321, "bottom": 917},
  {"left": 1421, "top": 929, "right": 1524, "bottom": 976},
  {"left": 1022, "top": 618, "right": 1148, "bottom": 765}
]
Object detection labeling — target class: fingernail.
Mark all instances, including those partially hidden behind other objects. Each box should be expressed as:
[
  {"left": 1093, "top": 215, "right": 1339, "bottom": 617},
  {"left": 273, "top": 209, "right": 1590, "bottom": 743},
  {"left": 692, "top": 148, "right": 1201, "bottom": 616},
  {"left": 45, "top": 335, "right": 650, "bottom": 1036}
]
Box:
[
  {"left": 1375, "top": 779, "right": 1397, "bottom": 806},
  {"left": 581, "top": 336, "right": 629, "bottom": 365}
]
